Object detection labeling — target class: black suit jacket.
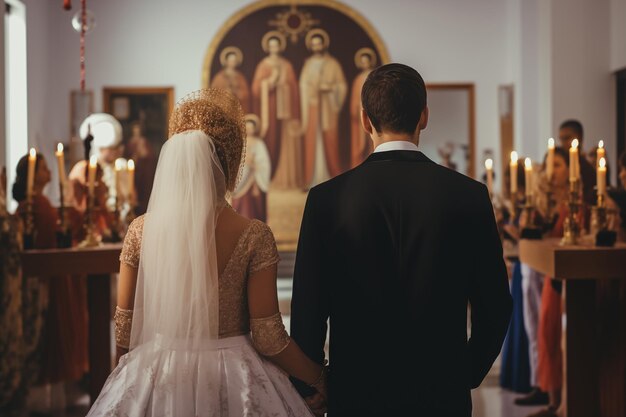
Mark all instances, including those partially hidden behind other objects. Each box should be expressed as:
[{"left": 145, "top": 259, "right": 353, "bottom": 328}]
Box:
[{"left": 290, "top": 151, "right": 512, "bottom": 417}]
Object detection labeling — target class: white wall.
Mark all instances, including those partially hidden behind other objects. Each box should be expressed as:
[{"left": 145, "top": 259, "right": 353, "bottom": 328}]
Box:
[
  {"left": 508, "top": 0, "right": 616, "bottom": 189},
  {"left": 420, "top": 89, "right": 471, "bottom": 175},
  {"left": 22, "top": 0, "right": 513, "bottom": 203},
  {"left": 611, "top": 0, "right": 626, "bottom": 71},
  {"left": 551, "top": 0, "right": 615, "bottom": 172}
]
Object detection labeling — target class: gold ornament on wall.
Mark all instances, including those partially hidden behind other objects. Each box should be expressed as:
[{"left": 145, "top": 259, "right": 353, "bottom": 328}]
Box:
[{"left": 268, "top": 4, "right": 320, "bottom": 44}]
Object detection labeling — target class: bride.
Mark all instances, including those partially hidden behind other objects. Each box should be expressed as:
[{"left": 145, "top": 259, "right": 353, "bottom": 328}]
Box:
[{"left": 87, "top": 89, "right": 325, "bottom": 416}]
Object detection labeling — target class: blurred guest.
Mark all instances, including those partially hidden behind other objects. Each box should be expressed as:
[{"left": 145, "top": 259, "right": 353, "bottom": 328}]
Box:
[
  {"left": 67, "top": 160, "right": 113, "bottom": 241},
  {"left": 557, "top": 119, "right": 596, "bottom": 205},
  {"left": 527, "top": 147, "right": 575, "bottom": 417},
  {"left": 500, "top": 159, "right": 531, "bottom": 394},
  {"left": 0, "top": 167, "right": 27, "bottom": 416},
  {"left": 12, "top": 153, "right": 88, "bottom": 413}
]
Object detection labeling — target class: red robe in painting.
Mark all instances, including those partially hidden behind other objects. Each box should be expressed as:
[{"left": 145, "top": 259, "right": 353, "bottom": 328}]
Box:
[{"left": 252, "top": 55, "right": 301, "bottom": 181}]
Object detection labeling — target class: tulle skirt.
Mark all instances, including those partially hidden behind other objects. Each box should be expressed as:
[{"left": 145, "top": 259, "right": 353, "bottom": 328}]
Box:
[{"left": 87, "top": 335, "right": 314, "bottom": 417}]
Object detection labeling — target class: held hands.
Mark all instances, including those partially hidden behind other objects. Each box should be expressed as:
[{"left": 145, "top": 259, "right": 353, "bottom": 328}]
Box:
[
  {"left": 305, "top": 363, "right": 329, "bottom": 416},
  {"left": 305, "top": 392, "right": 327, "bottom": 417}
]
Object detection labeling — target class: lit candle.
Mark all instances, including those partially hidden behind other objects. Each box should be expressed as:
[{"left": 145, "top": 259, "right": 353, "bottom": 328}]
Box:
[
  {"left": 485, "top": 158, "right": 494, "bottom": 196},
  {"left": 26, "top": 148, "right": 37, "bottom": 201},
  {"left": 510, "top": 151, "right": 518, "bottom": 195},
  {"left": 114, "top": 158, "right": 125, "bottom": 201},
  {"left": 597, "top": 140, "right": 605, "bottom": 167},
  {"left": 525, "top": 158, "right": 533, "bottom": 199},
  {"left": 598, "top": 157, "right": 607, "bottom": 197},
  {"left": 546, "top": 138, "right": 555, "bottom": 181},
  {"left": 88, "top": 155, "right": 98, "bottom": 198},
  {"left": 127, "top": 159, "right": 135, "bottom": 201},
  {"left": 569, "top": 139, "right": 580, "bottom": 181},
  {"left": 55, "top": 143, "right": 66, "bottom": 186}
]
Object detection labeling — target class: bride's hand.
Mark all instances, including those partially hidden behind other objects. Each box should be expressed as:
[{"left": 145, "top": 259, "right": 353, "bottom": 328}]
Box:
[{"left": 115, "top": 346, "right": 128, "bottom": 365}]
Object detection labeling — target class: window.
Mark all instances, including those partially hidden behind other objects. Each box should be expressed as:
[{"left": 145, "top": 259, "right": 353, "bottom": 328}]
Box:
[{"left": 4, "top": 0, "right": 27, "bottom": 213}]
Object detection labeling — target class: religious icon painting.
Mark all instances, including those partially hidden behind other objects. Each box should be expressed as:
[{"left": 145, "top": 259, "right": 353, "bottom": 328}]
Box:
[
  {"left": 204, "top": 0, "right": 390, "bottom": 251},
  {"left": 103, "top": 87, "right": 174, "bottom": 215}
]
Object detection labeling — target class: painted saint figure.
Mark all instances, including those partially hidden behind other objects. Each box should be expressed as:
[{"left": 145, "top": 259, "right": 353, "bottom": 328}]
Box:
[
  {"left": 350, "top": 48, "right": 377, "bottom": 168},
  {"left": 252, "top": 31, "right": 301, "bottom": 184},
  {"left": 211, "top": 46, "right": 251, "bottom": 112},
  {"left": 300, "top": 29, "right": 347, "bottom": 188},
  {"left": 124, "top": 122, "right": 157, "bottom": 215},
  {"left": 231, "top": 114, "right": 271, "bottom": 222}
]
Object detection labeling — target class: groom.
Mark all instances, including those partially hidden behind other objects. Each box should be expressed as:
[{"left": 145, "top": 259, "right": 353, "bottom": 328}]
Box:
[{"left": 290, "top": 63, "right": 512, "bottom": 416}]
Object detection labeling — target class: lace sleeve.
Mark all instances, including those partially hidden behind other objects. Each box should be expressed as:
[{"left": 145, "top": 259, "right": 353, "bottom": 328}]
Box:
[
  {"left": 249, "top": 221, "right": 280, "bottom": 274},
  {"left": 119, "top": 216, "right": 145, "bottom": 268},
  {"left": 250, "top": 312, "right": 291, "bottom": 356}
]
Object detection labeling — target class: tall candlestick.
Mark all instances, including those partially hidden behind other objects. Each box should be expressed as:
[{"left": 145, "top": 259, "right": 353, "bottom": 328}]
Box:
[
  {"left": 127, "top": 159, "right": 135, "bottom": 201},
  {"left": 598, "top": 157, "right": 607, "bottom": 197},
  {"left": 569, "top": 139, "right": 580, "bottom": 181},
  {"left": 547, "top": 138, "right": 555, "bottom": 181},
  {"left": 510, "top": 151, "right": 518, "bottom": 195},
  {"left": 114, "top": 158, "right": 125, "bottom": 202},
  {"left": 485, "top": 158, "right": 494, "bottom": 197},
  {"left": 88, "top": 155, "right": 97, "bottom": 198},
  {"left": 55, "top": 143, "right": 66, "bottom": 186},
  {"left": 597, "top": 140, "right": 605, "bottom": 167},
  {"left": 525, "top": 158, "right": 533, "bottom": 200},
  {"left": 26, "top": 148, "right": 37, "bottom": 201}
]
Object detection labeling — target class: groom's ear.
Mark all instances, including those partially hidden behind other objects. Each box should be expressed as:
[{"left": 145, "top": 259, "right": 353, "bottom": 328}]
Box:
[
  {"left": 361, "top": 108, "right": 375, "bottom": 135},
  {"left": 418, "top": 106, "right": 429, "bottom": 131}
]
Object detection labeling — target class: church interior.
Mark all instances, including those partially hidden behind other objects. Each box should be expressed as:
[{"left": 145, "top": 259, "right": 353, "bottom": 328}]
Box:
[{"left": 1, "top": 0, "right": 626, "bottom": 416}]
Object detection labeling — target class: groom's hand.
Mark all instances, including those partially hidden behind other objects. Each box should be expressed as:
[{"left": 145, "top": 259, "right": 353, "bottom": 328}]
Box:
[{"left": 305, "top": 392, "right": 327, "bottom": 416}]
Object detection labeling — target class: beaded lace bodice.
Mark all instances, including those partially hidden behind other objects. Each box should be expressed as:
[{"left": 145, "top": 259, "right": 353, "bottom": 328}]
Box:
[{"left": 120, "top": 215, "right": 280, "bottom": 338}]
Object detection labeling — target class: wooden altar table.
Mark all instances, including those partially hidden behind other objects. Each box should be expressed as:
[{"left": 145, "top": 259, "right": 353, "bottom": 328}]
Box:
[
  {"left": 520, "top": 238, "right": 626, "bottom": 417},
  {"left": 21, "top": 244, "right": 122, "bottom": 405}
]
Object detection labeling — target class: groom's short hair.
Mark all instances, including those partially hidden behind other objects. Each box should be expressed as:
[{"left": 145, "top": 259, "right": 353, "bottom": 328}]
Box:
[{"left": 361, "top": 63, "right": 427, "bottom": 135}]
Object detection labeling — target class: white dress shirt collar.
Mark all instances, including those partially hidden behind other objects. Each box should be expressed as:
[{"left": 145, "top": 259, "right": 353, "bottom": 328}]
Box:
[{"left": 373, "top": 141, "right": 419, "bottom": 153}]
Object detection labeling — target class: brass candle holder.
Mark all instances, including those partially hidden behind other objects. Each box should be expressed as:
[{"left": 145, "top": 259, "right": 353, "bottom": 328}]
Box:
[
  {"left": 109, "top": 193, "right": 122, "bottom": 243},
  {"left": 591, "top": 193, "right": 607, "bottom": 236},
  {"left": 56, "top": 180, "right": 72, "bottom": 248},
  {"left": 520, "top": 195, "right": 542, "bottom": 240},
  {"left": 23, "top": 197, "right": 35, "bottom": 250},
  {"left": 591, "top": 192, "right": 617, "bottom": 247},
  {"left": 78, "top": 191, "right": 101, "bottom": 248},
  {"left": 561, "top": 178, "right": 581, "bottom": 246},
  {"left": 545, "top": 183, "right": 556, "bottom": 222}
]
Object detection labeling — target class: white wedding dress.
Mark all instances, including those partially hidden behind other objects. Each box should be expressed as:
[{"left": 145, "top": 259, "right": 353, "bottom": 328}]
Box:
[{"left": 86, "top": 131, "right": 313, "bottom": 417}]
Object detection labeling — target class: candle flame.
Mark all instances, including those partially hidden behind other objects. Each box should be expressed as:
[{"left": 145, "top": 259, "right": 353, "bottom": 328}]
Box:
[
  {"left": 127, "top": 159, "right": 135, "bottom": 170},
  {"left": 525, "top": 158, "right": 532, "bottom": 169},
  {"left": 115, "top": 158, "right": 126, "bottom": 171},
  {"left": 511, "top": 151, "right": 518, "bottom": 163},
  {"left": 89, "top": 155, "right": 98, "bottom": 168},
  {"left": 598, "top": 140, "right": 604, "bottom": 149},
  {"left": 29, "top": 148, "right": 36, "bottom": 159},
  {"left": 485, "top": 159, "right": 493, "bottom": 170},
  {"left": 548, "top": 138, "right": 555, "bottom": 148},
  {"left": 571, "top": 139, "right": 579, "bottom": 149},
  {"left": 56, "top": 143, "right": 64, "bottom": 153},
  {"left": 599, "top": 157, "right": 606, "bottom": 169}
]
